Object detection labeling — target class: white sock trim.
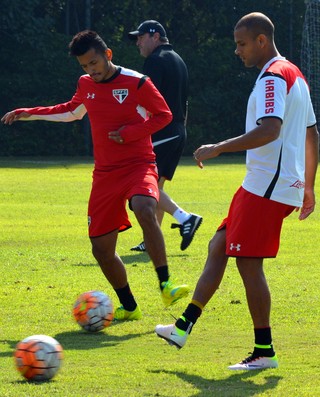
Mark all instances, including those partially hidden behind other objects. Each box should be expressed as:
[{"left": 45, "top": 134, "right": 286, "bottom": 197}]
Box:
[{"left": 173, "top": 209, "right": 191, "bottom": 224}]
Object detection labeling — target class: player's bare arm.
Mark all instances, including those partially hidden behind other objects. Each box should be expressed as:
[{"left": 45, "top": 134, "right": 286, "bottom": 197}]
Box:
[
  {"left": 193, "top": 144, "right": 220, "bottom": 169},
  {"left": 299, "top": 189, "right": 316, "bottom": 220},
  {"left": 193, "top": 117, "right": 282, "bottom": 168},
  {"left": 299, "top": 124, "right": 319, "bottom": 220},
  {"left": 1, "top": 111, "right": 31, "bottom": 125}
]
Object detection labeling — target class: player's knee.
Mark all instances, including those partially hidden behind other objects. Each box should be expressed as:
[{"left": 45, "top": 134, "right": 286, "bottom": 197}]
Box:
[
  {"left": 135, "top": 205, "right": 157, "bottom": 226},
  {"left": 208, "top": 232, "right": 226, "bottom": 257},
  {"left": 91, "top": 239, "right": 114, "bottom": 263}
]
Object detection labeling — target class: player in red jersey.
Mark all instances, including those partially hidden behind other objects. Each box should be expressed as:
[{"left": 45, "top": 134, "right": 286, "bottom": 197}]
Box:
[{"left": 1, "top": 30, "right": 189, "bottom": 321}]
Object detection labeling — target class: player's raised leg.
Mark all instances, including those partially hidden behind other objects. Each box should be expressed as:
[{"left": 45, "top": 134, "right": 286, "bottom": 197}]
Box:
[
  {"left": 131, "top": 177, "right": 202, "bottom": 252},
  {"left": 156, "top": 229, "right": 228, "bottom": 346}
]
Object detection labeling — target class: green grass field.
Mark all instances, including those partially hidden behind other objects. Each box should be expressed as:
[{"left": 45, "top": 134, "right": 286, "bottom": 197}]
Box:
[{"left": 0, "top": 156, "right": 319, "bottom": 397}]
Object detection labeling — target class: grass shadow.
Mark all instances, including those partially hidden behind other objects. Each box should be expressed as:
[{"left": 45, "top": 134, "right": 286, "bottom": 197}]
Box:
[
  {"left": 71, "top": 252, "right": 152, "bottom": 267},
  {"left": 72, "top": 262, "right": 98, "bottom": 267},
  {"left": 167, "top": 253, "right": 189, "bottom": 259},
  {"left": 53, "top": 329, "right": 153, "bottom": 350},
  {"left": 150, "top": 369, "right": 282, "bottom": 397},
  {"left": 1, "top": 329, "right": 153, "bottom": 357},
  {"left": 70, "top": 252, "right": 189, "bottom": 267},
  {"left": 0, "top": 339, "right": 19, "bottom": 358},
  {"left": 120, "top": 253, "right": 151, "bottom": 265},
  {"left": 11, "top": 378, "right": 60, "bottom": 385},
  {"left": 118, "top": 252, "right": 189, "bottom": 264}
]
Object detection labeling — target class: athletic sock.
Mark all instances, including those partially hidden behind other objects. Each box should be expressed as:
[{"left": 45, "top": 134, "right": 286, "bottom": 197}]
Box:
[
  {"left": 253, "top": 327, "right": 275, "bottom": 357},
  {"left": 173, "top": 208, "right": 191, "bottom": 224},
  {"left": 114, "top": 284, "right": 137, "bottom": 312},
  {"left": 155, "top": 265, "right": 169, "bottom": 289},
  {"left": 175, "top": 302, "right": 203, "bottom": 332},
  {"left": 253, "top": 344, "right": 275, "bottom": 357}
]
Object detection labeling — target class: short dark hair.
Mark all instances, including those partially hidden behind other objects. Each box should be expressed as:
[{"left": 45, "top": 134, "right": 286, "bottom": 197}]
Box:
[
  {"left": 235, "top": 12, "right": 275, "bottom": 40},
  {"left": 69, "top": 30, "right": 108, "bottom": 56}
]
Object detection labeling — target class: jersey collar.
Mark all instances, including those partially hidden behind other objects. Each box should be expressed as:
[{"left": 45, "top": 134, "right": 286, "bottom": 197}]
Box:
[
  {"left": 100, "top": 66, "right": 121, "bottom": 83},
  {"left": 257, "top": 56, "right": 286, "bottom": 80}
]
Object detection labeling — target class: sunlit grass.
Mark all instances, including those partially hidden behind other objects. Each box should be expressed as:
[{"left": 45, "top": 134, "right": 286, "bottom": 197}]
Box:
[{"left": 0, "top": 156, "right": 319, "bottom": 397}]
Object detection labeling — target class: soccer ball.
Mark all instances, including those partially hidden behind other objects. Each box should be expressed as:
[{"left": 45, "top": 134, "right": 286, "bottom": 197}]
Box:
[
  {"left": 14, "top": 335, "right": 63, "bottom": 381},
  {"left": 73, "top": 290, "right": 114, "bottom": 332}
]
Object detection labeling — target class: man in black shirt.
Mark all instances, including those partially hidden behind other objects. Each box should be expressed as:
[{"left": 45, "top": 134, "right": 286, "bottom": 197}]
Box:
[{"left": 128, "top": 20, "right": 202, "bottom": 252}]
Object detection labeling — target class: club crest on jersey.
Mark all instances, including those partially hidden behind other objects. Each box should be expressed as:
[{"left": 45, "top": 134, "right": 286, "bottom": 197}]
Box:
[{"left": 113, "top": 89, "right": 128, "bottom": 104}]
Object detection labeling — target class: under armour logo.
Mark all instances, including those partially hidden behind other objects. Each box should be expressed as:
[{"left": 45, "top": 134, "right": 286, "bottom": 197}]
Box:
[
  {"left": 87, "top": 93, "right": 95, "bottom": 99},
  {"left": 147, "top": 188, "right": 157, "bottom": 197},
  {"left": 230, "top": 243, "right": 241, "bottom": 251}
]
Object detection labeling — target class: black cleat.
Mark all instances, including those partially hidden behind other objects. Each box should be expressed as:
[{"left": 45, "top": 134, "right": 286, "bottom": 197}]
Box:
[
  {"left": 130, "top": 241, "right": 146, "bottom": 252},
  {"left": 171, "top": 214, "right": 203, "bottom": 251}
]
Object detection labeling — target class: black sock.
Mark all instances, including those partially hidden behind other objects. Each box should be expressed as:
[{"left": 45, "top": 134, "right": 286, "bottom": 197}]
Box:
[
  {"left": 176, "top": 303, "right": 202, "bottom": 332},
  {"left": 254, "top": 327, "right": 272, "bottom": 345},
  {"left": 155, "top": 266, "right": 169, "bottom": 289},
  {"left": 114, "top": 284, "right": 137, "bottom": 311},
  {"left": 253, "top": 327, "right": 275, "bottom": 357}
]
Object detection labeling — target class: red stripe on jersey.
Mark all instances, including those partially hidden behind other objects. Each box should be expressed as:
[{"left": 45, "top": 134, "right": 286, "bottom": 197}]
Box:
[{"left": 265, "top": 60, "right": 307, "bottom": 94}]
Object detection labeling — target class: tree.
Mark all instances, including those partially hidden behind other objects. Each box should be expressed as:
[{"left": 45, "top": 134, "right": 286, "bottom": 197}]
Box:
[{"left": 0, "top": 0, "right": 308, "bottom": 155}]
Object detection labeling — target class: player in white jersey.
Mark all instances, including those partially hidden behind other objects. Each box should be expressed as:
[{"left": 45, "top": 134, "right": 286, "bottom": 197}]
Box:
[
  {"left": 244, "top": 55, "right": 316, "bottom": 207},
  {"left": 155, "top": 12, "right": 319, "bottom": 370}
]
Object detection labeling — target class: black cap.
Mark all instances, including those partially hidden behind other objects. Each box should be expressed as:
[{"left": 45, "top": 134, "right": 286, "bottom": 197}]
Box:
[{"left": 128, "top": 20, "right": 167, "bottom": 40}]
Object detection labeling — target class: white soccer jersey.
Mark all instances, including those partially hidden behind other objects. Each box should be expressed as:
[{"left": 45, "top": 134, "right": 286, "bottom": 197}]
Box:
[{"left": 243, "top": 56, "right": 317, "bottom": 207}]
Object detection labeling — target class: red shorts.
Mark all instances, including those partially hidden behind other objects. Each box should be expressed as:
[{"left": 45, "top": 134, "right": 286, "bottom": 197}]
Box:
[
  {"left": 88, "top": 163, "right": 159, "bottom": 237},
  {"left": 218, "top": 187, "right": 295, "bottom": 258}
]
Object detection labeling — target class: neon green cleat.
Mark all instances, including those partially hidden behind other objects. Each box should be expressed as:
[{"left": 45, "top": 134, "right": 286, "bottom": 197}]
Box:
[
  {"left": 113, "top": 305, "right": 142, "bottom": 321},
  {"left": 161, "top": 281, "right": 189, "bottom": 307}
]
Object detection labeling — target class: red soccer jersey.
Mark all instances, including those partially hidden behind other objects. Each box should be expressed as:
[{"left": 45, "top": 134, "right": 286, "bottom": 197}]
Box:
[{"left": 15, "top": 67, "right": 172, "bottom": 170}]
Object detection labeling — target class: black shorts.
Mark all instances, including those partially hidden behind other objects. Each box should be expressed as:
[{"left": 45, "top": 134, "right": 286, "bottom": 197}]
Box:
[{"left": 152, "top": 122, "right": 186, "bottom": 180}]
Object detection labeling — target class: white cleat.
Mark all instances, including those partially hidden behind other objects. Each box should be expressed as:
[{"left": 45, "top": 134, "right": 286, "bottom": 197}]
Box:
[
  {"left": 228, "top": 354, "right": 279, "bottom": 370},
  {"left": 155, "top": 323, "right": 191, "bottom": 349}
]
